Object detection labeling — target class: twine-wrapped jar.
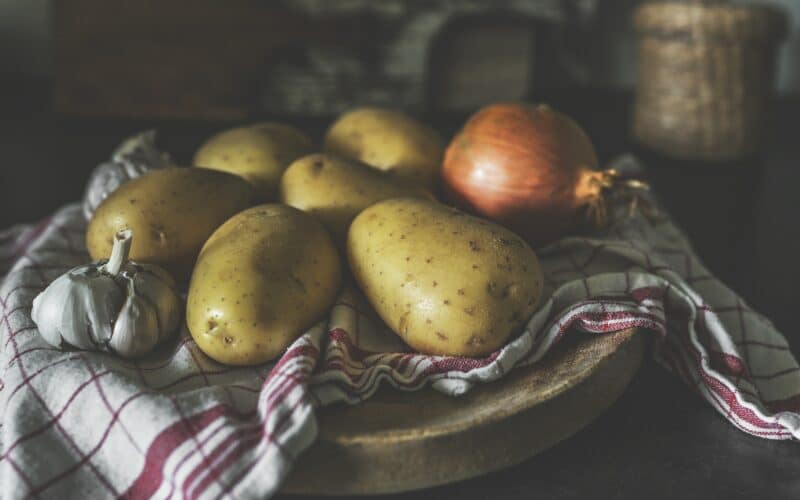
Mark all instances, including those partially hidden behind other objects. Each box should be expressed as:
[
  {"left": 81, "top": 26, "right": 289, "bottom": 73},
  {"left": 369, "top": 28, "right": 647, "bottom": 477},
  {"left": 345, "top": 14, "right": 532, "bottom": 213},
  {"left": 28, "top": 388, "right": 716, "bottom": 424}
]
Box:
[{"left": 633, "top": 1, "right": 787, "bottom": 162}]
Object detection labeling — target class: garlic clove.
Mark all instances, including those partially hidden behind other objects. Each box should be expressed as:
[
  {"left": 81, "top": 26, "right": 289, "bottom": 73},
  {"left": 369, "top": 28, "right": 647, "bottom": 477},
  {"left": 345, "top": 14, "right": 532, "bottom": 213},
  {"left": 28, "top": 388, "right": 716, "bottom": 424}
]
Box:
[
  {"left": 109, "top": 284, "right": 160, "bottom": 358},
  {"left": 82, "top": 273, "right": 125, "bottom": 348},
  {"left": 62, "top": 277, "right": 93, "bottom": 349},
  {"left": 32, "top": 274, "right": 75, "bottom": 348},
  {"left": 112, "top": 130, "right": 156, "bottom": 159},
  {"left": 82, "top": 162, "right": 128, "bottom": 221},
  {"left": 133, "top": 270, "right": 181, "bottom": 342},
  {"left": 137, "top": 263, "right": 176, "bottom": 289},
  {"left": 112, "top": 130, "right": 170, "bottom": 172}
]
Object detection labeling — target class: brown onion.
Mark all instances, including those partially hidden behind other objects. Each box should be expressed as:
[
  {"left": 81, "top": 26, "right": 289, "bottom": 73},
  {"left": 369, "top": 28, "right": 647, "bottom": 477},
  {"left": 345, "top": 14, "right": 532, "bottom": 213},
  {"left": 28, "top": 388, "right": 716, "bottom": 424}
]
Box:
[{"left": 442, "top": 103, "right": 632, "bottom": 246}]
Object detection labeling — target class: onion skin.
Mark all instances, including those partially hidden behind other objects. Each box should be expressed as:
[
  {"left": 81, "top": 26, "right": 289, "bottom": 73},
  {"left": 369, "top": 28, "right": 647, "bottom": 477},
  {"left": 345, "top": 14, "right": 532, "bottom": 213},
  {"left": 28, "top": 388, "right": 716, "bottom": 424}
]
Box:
[{"left": 442, "top": 103, "right": 605, "bottom": 246}]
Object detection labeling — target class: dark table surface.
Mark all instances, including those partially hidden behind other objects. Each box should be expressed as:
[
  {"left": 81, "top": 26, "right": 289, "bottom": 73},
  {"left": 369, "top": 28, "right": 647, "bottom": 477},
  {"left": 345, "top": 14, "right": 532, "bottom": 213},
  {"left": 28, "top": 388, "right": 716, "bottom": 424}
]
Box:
[{"left": 2, "top": 83, "right": 799, "bottom": 499}]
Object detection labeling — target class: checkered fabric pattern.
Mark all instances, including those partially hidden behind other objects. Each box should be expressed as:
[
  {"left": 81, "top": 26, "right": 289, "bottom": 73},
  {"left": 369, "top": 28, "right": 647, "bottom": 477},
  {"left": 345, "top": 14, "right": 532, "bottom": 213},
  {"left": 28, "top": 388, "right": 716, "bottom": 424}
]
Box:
[{"left": 1, "top": 162, "right": 799, "bottom": 499}]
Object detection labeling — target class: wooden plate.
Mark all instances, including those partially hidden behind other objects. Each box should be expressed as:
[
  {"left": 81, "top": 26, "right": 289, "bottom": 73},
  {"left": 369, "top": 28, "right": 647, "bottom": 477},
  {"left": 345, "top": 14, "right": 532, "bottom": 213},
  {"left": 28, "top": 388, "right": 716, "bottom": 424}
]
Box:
[{"left": 283, "top": 328, "right": 645, "bottom": 495}]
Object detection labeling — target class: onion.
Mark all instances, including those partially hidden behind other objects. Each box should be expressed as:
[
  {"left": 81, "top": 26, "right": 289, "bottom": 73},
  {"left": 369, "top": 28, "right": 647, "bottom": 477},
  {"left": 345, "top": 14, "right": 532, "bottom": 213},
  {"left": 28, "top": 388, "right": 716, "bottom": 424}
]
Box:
[{"left": 442, "top": 103, "right": 642, "bottom": 245}]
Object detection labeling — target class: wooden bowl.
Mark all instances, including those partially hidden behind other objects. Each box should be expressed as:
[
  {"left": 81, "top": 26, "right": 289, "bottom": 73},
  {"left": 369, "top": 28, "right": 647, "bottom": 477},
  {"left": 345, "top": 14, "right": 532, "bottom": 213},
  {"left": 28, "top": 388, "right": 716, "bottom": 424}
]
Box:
[{"left": 283, "top": 328, "right": 645, "bottom": 495}]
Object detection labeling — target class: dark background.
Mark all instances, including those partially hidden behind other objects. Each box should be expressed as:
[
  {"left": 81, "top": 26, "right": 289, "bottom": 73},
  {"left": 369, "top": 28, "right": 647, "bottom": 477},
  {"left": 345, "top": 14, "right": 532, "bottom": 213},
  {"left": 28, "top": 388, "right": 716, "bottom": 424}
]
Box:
[{"left": 2, "top": 1, "right": 800, "bottom": 499}]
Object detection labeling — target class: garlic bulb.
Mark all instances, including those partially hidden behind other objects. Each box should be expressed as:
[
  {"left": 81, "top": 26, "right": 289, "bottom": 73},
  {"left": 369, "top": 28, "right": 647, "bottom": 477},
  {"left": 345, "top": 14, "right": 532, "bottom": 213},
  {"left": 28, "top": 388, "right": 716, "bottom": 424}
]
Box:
[
  {"left": 82, "top": 130, "right": 172, "bottom": 220},
  {"left": 31, "top": 230, "right": 181, "bottom": 358}
]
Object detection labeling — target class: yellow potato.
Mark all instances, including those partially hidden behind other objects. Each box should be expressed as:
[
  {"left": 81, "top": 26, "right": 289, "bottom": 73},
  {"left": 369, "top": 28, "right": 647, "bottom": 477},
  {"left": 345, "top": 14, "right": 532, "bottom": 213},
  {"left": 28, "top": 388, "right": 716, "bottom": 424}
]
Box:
[
  {"left": 323, "top": 107, "right": 444, "bottom": 191},
  {"left": 187, "top": 204, "right": 341, "bottom": 365},
  {"left": 86, "top": 168, "right": 254, "bottom": 280},
  {"left": 348, "top": 198, "right": 543, "bottom": 357},
  {"left": 193, "top": 122, "right": 314, "bottom": 200},
  {"left": 280, "top": 153, "right": 432, "bottom": 247}
]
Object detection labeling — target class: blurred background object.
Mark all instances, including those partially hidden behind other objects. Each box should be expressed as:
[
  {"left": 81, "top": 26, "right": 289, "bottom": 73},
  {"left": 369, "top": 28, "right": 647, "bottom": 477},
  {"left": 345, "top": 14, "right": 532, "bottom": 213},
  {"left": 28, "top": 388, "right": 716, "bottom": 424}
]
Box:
[
  {"left": 259, "top": 0, "right": 585, "bottom": 115},
  {"left": 3, "top": 0, "right": 798, "bottom": 118},
  {"left": 50, "top": 0, "right": 597, "bottom": 118},
  {"left": 633, "top": 1, "right": 787, "bottom": 161}
]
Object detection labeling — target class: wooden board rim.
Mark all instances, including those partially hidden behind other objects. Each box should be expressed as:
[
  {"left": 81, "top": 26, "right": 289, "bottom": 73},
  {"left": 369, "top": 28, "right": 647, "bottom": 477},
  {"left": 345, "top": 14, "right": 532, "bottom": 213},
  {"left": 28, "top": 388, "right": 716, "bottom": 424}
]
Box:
[
  {"left": 283, "top": 329, "right": 646, "bottom": 495},
  {"left": 328, "top": 332, "right": 641, "bottom": 446}
]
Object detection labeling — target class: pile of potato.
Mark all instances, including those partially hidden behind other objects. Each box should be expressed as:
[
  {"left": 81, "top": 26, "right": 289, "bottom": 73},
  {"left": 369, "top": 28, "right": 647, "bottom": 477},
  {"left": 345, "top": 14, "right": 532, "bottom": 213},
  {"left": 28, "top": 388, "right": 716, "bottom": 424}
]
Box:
[{"left": 86, "top": 108, "right": 544, "bottom": 365}]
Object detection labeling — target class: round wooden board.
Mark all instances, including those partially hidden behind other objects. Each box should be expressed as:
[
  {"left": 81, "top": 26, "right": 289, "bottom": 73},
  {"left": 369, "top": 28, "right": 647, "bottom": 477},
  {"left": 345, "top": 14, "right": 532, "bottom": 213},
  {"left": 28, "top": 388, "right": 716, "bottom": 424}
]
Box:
[{"left": 283, "top": 328, "right": 645, "bottom": 496}]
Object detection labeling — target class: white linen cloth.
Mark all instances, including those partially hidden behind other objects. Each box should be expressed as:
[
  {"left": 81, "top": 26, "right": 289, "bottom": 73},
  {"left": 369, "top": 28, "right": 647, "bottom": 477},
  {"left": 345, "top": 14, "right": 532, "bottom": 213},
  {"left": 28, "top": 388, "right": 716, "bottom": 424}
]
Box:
[{"left": 1, "top": 165, "right": 798, "bottom": 499}]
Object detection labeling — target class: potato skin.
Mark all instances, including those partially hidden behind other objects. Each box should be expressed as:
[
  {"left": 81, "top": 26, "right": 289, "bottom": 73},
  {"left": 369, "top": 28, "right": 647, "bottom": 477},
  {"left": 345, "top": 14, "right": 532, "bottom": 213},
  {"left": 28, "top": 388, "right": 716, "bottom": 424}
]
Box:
[
  {"left": 86, "top": 168, "right": 254, "bottom": 280},
  {"left": 187, "top": 204, "right": 341, "bottom": 365},
  {"left": 280, "top": 153, "right": 432, "bottom": 247},
  {"left": 193, "top": 122, "right": 314, "bottom": 200},
  {"left": 323, "top": 108, "right": 444, "bottom": 191},
  {"left": 347, "top": 198, "right": 543, "bottom": 357}
]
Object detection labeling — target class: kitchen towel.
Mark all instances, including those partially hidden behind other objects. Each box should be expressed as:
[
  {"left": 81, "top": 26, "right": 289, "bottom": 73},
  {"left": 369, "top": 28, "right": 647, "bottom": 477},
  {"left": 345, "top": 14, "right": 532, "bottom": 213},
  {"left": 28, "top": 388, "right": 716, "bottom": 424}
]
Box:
[{"left": 1, "top": 159, "right": 799, "bottom": 499}]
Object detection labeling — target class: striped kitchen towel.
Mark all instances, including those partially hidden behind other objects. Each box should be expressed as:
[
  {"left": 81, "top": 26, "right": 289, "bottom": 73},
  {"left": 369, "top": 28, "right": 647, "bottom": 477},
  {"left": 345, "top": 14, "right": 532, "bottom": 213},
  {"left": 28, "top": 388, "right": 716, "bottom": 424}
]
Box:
[{"left": 1, "top": 162, "right": 798, "bottom": 499}]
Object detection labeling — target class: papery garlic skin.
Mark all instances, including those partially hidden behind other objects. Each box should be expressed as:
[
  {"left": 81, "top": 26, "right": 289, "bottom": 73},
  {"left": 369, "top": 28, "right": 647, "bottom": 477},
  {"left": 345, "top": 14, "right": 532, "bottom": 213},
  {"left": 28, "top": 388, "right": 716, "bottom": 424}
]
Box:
[
  {"left": 109, "top": 282, "right": 160, "bottom": 358},
  {"left": 31, "top": 230, "right": 181, "bottom": 358},
  {"left": 82, "top": 130, "right": 172, "bottom": 220},
  {"left": 108, "top": 272, "right": 181, "bottom": 357},
  {"left": 32, "top": 269, "right": 125, "bottom": 350}
]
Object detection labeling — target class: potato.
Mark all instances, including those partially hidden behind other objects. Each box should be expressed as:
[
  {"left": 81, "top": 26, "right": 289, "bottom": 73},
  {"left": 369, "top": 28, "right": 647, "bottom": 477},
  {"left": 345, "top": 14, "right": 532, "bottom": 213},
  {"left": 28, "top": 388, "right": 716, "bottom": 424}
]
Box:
[
  {"left": 193, "top": 122, "right": 314, "bottom": 200},
  {"left": 86, "top": 168, "right": 254, "bottom": 280},
  {"left": 323, "top": 107, "right": 444, "bottom": 191},
  {"left": 280, "top": 153, "right": 432, "bottom": 247},
  {"left": 347, "top": 198, "right": 543, "bottom": 357},
  {"left": 186, "top": 205, "right": 341, "bottom": 365}
]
